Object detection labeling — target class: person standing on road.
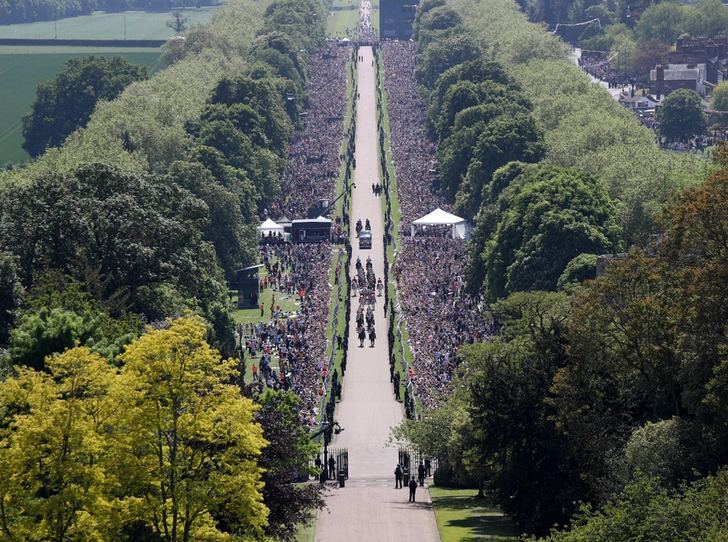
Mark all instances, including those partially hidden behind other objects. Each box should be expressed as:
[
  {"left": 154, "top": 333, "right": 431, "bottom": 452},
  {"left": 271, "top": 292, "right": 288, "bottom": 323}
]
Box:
[
  {"left": 418, "top": 462, "right": 426, "bottom": 486},
  {"left": 369, "top": 327, "right": 376, "bottom": 347},
  {"left": 395, "top": 464, "right": 403, "bottom": 488},
  {"left": 408, "top": 476, "right": 418, "bottom": 502},
  {"left": 328, "top": 456, "right": 336, "bottom": 479}
]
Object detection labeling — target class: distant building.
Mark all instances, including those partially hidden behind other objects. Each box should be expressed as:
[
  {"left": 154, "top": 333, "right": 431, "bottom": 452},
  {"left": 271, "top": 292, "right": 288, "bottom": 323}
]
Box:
[
  {"left": 650, "top": 63, "right": 707, "bottom": 98},
  {"left": 668, "top": 36, "right": 728, "bottom": 94},
  {"left": 379, "top": 0, "right": 419, "bottom": 40}
]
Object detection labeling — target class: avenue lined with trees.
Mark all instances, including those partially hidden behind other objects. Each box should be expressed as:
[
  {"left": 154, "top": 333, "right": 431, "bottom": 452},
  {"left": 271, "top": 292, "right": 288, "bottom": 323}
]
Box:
[{"left": 3, "top": 0, "right": 728, "bottom": 537}]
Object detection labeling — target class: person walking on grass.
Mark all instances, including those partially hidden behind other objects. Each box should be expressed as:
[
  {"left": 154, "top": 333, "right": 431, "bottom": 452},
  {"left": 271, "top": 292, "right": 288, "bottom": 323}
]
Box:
[{"left": 408, "top": 476, "right": 418, "bottom": 502}]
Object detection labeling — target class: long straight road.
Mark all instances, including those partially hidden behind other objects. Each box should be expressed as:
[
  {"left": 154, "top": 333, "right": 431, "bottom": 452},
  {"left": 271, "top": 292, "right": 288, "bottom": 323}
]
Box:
[{"left": 313, "top": 45, "right": 440, "bottom": 542}]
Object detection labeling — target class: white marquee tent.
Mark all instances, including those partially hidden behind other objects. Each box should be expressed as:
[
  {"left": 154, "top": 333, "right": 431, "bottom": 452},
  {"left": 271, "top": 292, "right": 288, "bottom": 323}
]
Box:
[
  {"left": 411, "top": 208, "right": 472, "bottom": 239},
  {"left": 260, "top": 218, "right": 284, "bottom": 236}
]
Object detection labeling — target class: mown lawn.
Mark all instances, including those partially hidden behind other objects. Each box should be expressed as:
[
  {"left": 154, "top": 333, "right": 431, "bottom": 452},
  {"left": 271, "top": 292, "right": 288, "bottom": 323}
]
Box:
[
  {"left": 429, "top": 487, "right": 518, "bottom": 542},
  {"left": 0, "top": 8, "right": 217, "bottom": 40},
  {"left": 0, "top": 49, "right": 161, "bottom": 167},
  {"left": 327, "top": 0, "right": 360, "bottom": 39}
]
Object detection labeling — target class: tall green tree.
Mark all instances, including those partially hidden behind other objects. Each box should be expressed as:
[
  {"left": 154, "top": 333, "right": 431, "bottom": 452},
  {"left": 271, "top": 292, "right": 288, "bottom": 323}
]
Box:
[
  {"left": 479, "top": 164, "right": 619, "bottom": 301},
  {"left": 21, "top": 55, "right": 148, "bottom": 158},
  {"left": 657, "top": 88, "right": 707, "bottom": 141}
]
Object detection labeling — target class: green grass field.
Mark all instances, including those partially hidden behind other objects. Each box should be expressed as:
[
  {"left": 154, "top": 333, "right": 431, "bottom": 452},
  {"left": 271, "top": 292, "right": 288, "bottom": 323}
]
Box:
[
  {"left": 0, "top": 49, "right": 162, "bottom": 167},
  {"left": 0, "top": 8, "right": 217, "bottom": 40},
  {"left": 430, "top": 488, "right": 517, "bottom": 542},
  {"left": 327, "top": 0, "right": 360, "bottom": 39}
]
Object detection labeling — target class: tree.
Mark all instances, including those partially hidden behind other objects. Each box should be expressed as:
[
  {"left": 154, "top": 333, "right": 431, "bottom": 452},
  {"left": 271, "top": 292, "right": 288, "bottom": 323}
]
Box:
[
  {"left": 21, "top": 55, "right": 148, "bottom": 157},
  {"left": 0, "top": 347, "right": 118, "bottom": 541},
  {"left": 630, "top": 39, "right": 670, "bottom": 79},
  {"left": 453, "top": 115, "right": 546, "bottom": 220},
  {"left": 166, "top": 10, "right": 189, "bottom": 33},
  {"left": 0, "top": 252, "right": 22, "bottom": 348},
  {"left": 657, "top": 88, "right": 707, "bottom": 141},
  {"left": 557, "top": 253, "right": 598, "bottom": 291},
  {"left": 634, "top": 2, "right": 687, "bottom": 45},
  {"left": 253, "top": 389, "right": 325, "bottom": 541},
  {"left": 415, "top": 34, "right": 483, "bottom": 90},
  {"left": 481, "top": 164, "right": 620, "bottom": 301},
  {"left": 111, "top": 317, "right": 268, "bottom": 541},
  {"left": 711, "top": 81, "right": 728, "bottom": 125},
  {"left": 462, "top": 292, "right": 587, "bottom": 535}
]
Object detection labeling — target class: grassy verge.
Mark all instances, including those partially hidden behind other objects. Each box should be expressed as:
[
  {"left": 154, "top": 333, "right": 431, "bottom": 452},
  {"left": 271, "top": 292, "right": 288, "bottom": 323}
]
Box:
[
  {"left": 429, "top": 487, "right": 517, "bottom": 542},
  {"left": 295, "top": 514, "right": 316, "bottom": 542}
]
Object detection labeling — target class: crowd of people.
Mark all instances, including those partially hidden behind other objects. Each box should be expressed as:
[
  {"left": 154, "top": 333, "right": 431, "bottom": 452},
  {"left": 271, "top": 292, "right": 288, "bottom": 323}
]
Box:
[
  {"left": 267, "top": 42, "right": 350, "bottom": 221},
  {"left": 578, "top": 53, "right": 635, "bottom": 88},
  {"left": 244, "top": 43, "right": 352, "bottom": 423},
  {"left": 381, "top": 41, "right": 446, "bottom": 228},
  {"left": 242, "top": 243, "right": 336, "bottom": 424},
  {"left": 382, "top": 42, "right": 494, "bottom": 410}
]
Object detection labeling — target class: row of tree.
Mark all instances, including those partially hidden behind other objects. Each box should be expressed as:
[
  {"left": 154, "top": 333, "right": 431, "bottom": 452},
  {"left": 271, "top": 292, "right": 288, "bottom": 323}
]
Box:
[
  {"left": 0, "top": 0, "right": 333, "bottom": 538},
  {"left": 0, "top": 316, "right": 323, "bottom": 541},
  {"left": 397, "top": 147, "right": 728, "bottom": 538}
]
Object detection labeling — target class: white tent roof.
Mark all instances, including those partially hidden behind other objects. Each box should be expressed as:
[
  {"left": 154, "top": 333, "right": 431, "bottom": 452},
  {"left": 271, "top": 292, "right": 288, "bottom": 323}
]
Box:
[
  {"left": 412, "top": 208, "right": 466, "bottom": 226},
  {"left": 260, "top": 218, "right": 284, "bottom": 232}
]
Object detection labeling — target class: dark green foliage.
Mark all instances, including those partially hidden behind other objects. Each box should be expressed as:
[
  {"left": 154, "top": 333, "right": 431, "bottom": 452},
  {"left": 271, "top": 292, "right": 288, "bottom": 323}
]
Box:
[
  {"left": 252, "top": 390, "right": 326, "bottom": 542},
  {"left": 477, "top": 164, "right": 619, "bottom": 301},
  {"left": 0, "top": 252, "right": 22, "bottom": 348},
  {"left": 433, "top": 462, "right": 478, "bottom": 489},
  {"left": 0, "top": 0, "right": 96, "bottom": 24},
  {"left": 656, "top": 88, "right": 708, "bottom": 142},
  {"left": 415, "top": 34, "right": 484, "bottom": 90},
  {"left": 557, "top": 253, "right": 598, "bottom": 291},
  {"left": 426, "top": 58, "right": 523, "bottom": 140},
  {"left": 0, "top": 163, "right": 228, "bottom": 324},
  {"left": 21, "top": 55, "right": 148, "bottom": 157},
  {"left": 464, "top": 292, "right": 588, "bottom": 535},
  {"left": 453, "top": 114, "right": 546, "bottom": 219}
]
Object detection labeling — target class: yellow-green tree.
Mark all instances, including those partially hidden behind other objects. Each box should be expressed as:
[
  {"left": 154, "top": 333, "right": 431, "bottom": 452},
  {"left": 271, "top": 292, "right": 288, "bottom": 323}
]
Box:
[
  {"left": 0, "top": 347, "right": 117, "bottom": 541},
  {"left": 0, "top": 317, "right": 268, "bottom": 542},
  {"left": 111, "top": 317, "right": 268, "bottom": 541}
]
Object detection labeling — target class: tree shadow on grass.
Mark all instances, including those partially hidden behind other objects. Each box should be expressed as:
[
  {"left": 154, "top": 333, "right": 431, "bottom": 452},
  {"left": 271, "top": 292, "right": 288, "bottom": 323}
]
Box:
[{"left": 433, "top": 495, "right": 516, "bottom": 540}]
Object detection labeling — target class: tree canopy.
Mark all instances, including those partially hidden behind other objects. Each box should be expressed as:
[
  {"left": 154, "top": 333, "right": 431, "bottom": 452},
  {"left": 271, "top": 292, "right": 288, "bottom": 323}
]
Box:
[
  {"left": 657, "top": 88, "right": 708, "bottom": 141},
  {"left": 22, "top": 55, "right": 148, "bottom": 158}
]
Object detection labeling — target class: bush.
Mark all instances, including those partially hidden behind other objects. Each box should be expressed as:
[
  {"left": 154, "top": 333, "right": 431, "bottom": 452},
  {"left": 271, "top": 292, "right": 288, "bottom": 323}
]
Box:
[{"left": 434, "top": 462, "right": 479, "bottom": 488}]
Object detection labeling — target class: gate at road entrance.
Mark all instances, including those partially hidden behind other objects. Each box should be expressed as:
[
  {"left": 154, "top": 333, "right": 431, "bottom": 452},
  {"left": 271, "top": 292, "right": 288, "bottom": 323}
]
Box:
[{"left": 330, "top": 447, "right": 349, "bottom": 480}]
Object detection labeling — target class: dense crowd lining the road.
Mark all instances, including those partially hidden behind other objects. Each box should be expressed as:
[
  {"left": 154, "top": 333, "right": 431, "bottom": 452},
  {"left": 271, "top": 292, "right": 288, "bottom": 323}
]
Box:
[
  {"left": 243, "top": 243, "right": 336, "bottom": 424},
  {"left": 382, "top": 41, "right": 494, "bottom": 409},
  {"left": 244, "top": 44, "right": 351, "bottom": 422},
  {"left": 267, "top": 43, "right": 350, "bottom": 221}
]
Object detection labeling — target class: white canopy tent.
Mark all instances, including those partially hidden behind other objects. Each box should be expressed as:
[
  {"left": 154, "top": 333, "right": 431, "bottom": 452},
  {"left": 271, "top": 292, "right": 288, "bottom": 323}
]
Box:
[
  {"left": 411, "top": 208, "right": 472, "bottom": 239},
  {"left": 260, "top": 218, "right": 284, "bottom": 236}
]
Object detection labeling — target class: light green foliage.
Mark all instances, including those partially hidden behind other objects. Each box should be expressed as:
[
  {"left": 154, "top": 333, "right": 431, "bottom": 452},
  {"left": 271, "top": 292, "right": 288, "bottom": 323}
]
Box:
[
  {"left": 0, "top": 318, "right": 268, "bottom": 541},
  {"left": 534, "top": 471, "right": 728, "bottom": 541},
  {"left": 415, "top": 33, "right": 484, "bottom": 89},
  {"left": 712, "top": 81, "right": 728, "bottom": 125},
  {"left": 657, "top": 88, "right": 708, "bottom": 141},
  {"left": 448, "top": 0, "right": 710, "bottom": 247},
  {"left": 1, "top": 0, "right": 272, "bottom": 187},
  {"left": 21, "top": 54, "right": 149, "bottom": 158},
  {"left": 634, "top": 2, "right": 687, "bottom": 46}
]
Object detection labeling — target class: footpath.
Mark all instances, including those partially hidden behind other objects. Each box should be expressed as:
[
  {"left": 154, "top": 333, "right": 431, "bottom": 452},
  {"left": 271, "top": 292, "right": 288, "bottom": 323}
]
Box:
[{"left": 313, "top": 45, "right": 440, "bottom": 542}]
